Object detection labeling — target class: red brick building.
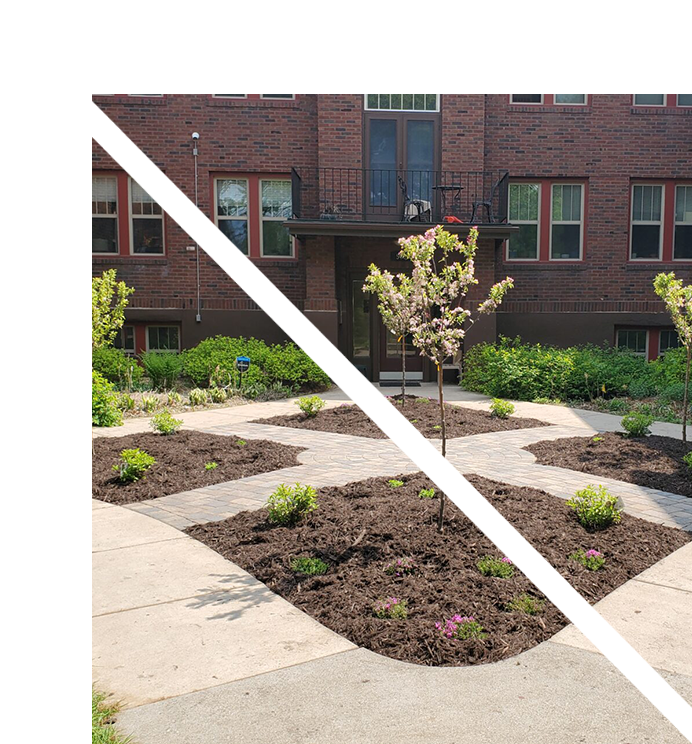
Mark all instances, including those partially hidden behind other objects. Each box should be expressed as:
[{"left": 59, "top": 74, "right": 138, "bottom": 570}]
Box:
[{"left": 92, "top": 94, "right": 692, "bottom": 381}]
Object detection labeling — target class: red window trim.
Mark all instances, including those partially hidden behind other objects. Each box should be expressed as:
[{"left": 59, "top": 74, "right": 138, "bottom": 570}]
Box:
[{"left": 505, "top": 178, "right": 588, "bottom": 263}]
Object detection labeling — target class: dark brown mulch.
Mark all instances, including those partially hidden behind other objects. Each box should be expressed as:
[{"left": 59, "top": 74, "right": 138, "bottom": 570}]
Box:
[
  {"left": 92, "top": 431, "right": 305, "bottom": 505},
  {"left": 186, "top": 472, "right": 689, "bottom": 667},
  {"left": 252, "top": 395, "right": 548, "bottom": 439},
  {"left": 526, "top": 431, "right": 692, "bottom": 498}
]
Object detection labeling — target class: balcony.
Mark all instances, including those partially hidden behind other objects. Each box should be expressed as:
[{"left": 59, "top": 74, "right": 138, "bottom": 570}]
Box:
[{"left": 287, "top": 168, "right": 513, "bottom": 239}]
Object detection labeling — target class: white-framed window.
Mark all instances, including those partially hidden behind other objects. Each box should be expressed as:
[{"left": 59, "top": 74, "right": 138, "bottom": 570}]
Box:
[
  {"left": 215, "top": 178, "right": 249, "bottom": 254},
  {"left": 617, "top": 329, "right": 648, "bottom": 356},
  {"left": 365, "top": 94, "right": 439, "bottom": 112},
  {"left": 659, "top": 329, "right": 681, "bottom": 354},
  {"left": 678, "top": 95, "right": 692, "bottom": 107},
  {"left": 127, "top": 94, "right": 164, "bottom": 97},
  {"left": 507, "top": 183, "right": 540, "bottom": 260},
  {"left": 92, "top": 176, "right": 118, "bottom": 254},
  {"left": 510, "top": 94, "right": 543, "bottom": 104},
  {"left": 555, "top": 94, "right": 586, "bottom": 105},
  {"left": 146, "top": 326, "right": 180, "bottom": 352},
  {"left": 674, "top": 185, "right": 692, "bottom": 260},
  {"left": 213, "top": 94, "right": 247, "bottom": 98},
  {"left": 633, "top": 94, "right": 665, "bottom": 106},
  {"left": 630, "top": 184, "right": 664, "bottom": 260},
  {"left": 260, "top": 179, "right": 293, "bottom": 257},
  {"left": 260, "top": 94, "right": 294, "bottom": 99},
  {"left": 550, "top": 184, "right": 583, "bottom": 260},
  {"left": 113, "top": 325, "right": 135, "bottom": 354},
  {"left": 130, "top": 179, "right": 164, "bottom": 254}
]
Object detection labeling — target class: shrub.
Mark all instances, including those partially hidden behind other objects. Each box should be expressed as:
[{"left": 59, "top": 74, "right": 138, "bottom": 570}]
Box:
[
  {"left": 477, "top": 555, "right": 514, "bottom": 578},
  {"left": 684, "top": 452, "right": 692, "bottom": 471},
  {"left": 113, "top": 448, "right": 155, "bottom": 483},
  {"left": 140, "top": 394, "right": 159, "bottom": 413},
  {"left": 150, "top": 409, "right": 183, "bottom": 435},
  {"left": 209, "top": 386, "right": 227, "bottom": 403},
  {"left": 373, "top": 597, "right": 408, "bottom": 620},
  {"left": 92, "top": 371, "right": 122, "bottom": 427},
  {"left": 489, "top": 398, "right": 515, "bottom": 418},
  {"left": 384, "top": 557, "right": 417, "bottom": 576},
  {"left": 266, "top": 483, "right": 318, "bottom": 526},
  {"left": 419, "top": 488, "right": 436, "bottom": 499},
  {"left": 205, "top": 461, "right": 218, "bottom": 471},
  {"left": 92, "top": 346, "right": 144, "bottom": 389},
  {"left": 567, "top": 485, "right": 622, "bottom": 530},
  {"left": 290, "top": 556, "right": 329, "bottom": 576},
  {"left": 388, "top": 479, "right": 404, "bottom": 488},
  {"left": 296, "top": 395, "right": 325, "bottom": 417},
  {"left": 140, "top": 351, "right": 183, "bottom": 391},
  {"left": 435, "top": 615, "right": 486, "bottom": 640},
  {"left": 116, "top": 393, "right": 135, "bottom": 412},
  {"left": 506, "top": 593, "right": 544, "bottom": 615},
  {"left": 621, "top": 411, "right": 653, "bottom": 437},
  {"left": 188, "top": 388, "right": 208, "bottom": 407},
  {"left": 167, "top": 391, "right": 183, "bottom": 406},
  {"left": 570, "top": 548, "right": 606, "bottom": 571}
]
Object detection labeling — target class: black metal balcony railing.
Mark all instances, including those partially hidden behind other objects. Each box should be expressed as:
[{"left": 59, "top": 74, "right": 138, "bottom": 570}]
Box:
[{"left": 290, "top": 168, "right": 509, "bottom": 225}]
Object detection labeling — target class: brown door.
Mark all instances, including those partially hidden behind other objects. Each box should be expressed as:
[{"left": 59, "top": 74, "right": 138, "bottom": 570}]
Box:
[{"left": 378, "top": 312, "right": 423, "bottom": 381}]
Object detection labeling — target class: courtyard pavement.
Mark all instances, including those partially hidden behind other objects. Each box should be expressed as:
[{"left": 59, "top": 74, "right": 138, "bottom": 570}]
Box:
[{"left": 92, "top": 385, "right": 692, "bottom": 743}]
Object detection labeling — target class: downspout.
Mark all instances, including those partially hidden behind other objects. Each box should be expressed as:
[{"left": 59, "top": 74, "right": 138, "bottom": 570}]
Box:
[{"left": 192, "top": 132, "right": 201, "bottom": 322}]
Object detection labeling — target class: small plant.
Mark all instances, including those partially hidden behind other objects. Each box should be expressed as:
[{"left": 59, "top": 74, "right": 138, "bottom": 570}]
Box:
[
  {"left": 684, "top": 452, "right": 692, "bottom": 471},
  {"left": 570, "top": 548, "right": 606, "bottom": 571},
  {"left": 290, "top": 556, "right": 329, "bottom": 576},
  {"left": 416, "top": 397, "right": 431, "bottom": 404},
  {"left": 140, "top": 394, "right": 159, "bottom": 413},
  {"left": 506, "top": 593, "right": 544, "bottom": 615},
  {"left": 388, "top": 479, "right": 404, "bottom": 488},
  {"left": 590, "top": 435, "right": 604, "bottom": 443},
  {"left": 384, "top": 556, "right": 417, "bottom": 577},
  {"left": 167, "top": 390, "right": 183, "bottom": 406},
  {"left": 209, "top": 386, "right": 227, "bottom": 403},
  {"left": 621, "top": 410, "right": 653, "bottom": 437},
  {"left": 419, "top": 487, "right": 436, "bottom": 499},
  {"left": 373, "top": 597, "right": 408, "bottom": 620},
  {"left": 567, "top": 484, "right": 622, "bottom": 530},
  {"left": 435, "top": 614, "right": 487, "bottom": 640},
  {"left": 236, "top": 439, "right": 247, "bottom": 446},
  {"left": 113, "top": 448, "right": 155, "bottom": 483},
  {"left": 489, "top": 398, "right": 515, "bottom": 419},
  {"left": 433, "top": 424, "right": 441, "bottom": 430},
  {"left": 296, "top": 395, "right": 326, "bottom": 418},
  {"left": 150, "top": 409, "right": 183, "bottom": 435},
  {"left": 477, "top": 555, "right": 514, "bottom": 579},
  {"left": 116, "top": 393, "right": 135, "bottom": 412},
  {"left": 204, "top": 461, "right": 218, "bottom": 471},
  {"left": 410, "top": 418, "right": 418, "bottom": 423},
  {"left": 532, "top": 397, "right": 563, "bottom": 405},
  {"left": 266, "top": 483, "right": 318, "bottom": 526},
  {"left": 188, "top": 388, "right": 208, "bottom": 407}
]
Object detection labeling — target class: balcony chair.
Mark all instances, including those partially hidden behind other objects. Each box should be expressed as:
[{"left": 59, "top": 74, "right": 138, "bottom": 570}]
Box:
[
  {"left": 470, "top": 176, "right": 502, "bottom": 224},
  {"left": 398, "top": 176, "right": 431, "bottom": 222}
]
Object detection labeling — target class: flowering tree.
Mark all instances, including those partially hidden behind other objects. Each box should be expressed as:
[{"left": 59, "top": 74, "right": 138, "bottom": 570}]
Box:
[
  {"left": 363, "top": 268, "right": 418, "bottom": 403},
  {"left": 92, "top": 269, "right": 134, "bottom": 350},
  {"left": 399, "top": 225, "right": 514, "bottom": 530},
  {"left": 653, "top": 272, "right": 692, "bottom": 441}
]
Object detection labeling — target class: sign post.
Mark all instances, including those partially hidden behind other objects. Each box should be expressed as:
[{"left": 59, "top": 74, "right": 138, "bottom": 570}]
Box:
[{"left": 235, "top": 355, "right": 250, "bottom": 390}]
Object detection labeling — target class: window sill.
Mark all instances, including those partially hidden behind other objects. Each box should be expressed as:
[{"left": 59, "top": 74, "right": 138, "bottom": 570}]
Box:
[
  {"left": 507, "top": 105, "right": 590, "bottom": 114},
  {"left": 93, "top": 255, "right": 168, "bottom": 265},
  {"left": 92, "top": 95, "right": 166, "bottom": 106},
  {"left": 626, "top": 261, "right": 692, "bottom": 269},
  {"left": 207, "top": 97, "right": 300, "bottom": 109},
  {"left": 504, "top": 261, "right": 586, "bottom": 270},
  {"left": 630, "top": 107, "right": 692, "bottom": 115}
]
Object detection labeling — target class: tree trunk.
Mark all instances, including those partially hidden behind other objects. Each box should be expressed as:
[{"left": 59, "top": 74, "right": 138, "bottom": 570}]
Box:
[
  {"left": 401, "top": 336, "right": 406, "bottom": 407},
  {"left": 683, "top": 345, "right": 691, "bottom": 443},
  {"left": 437, "top": 364, "right": 447, "bottom": 532}
]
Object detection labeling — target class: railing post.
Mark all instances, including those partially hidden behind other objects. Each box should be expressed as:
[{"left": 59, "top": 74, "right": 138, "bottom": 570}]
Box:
[{"left": 291, "top": 167, "right": 302, "bottom": 219}]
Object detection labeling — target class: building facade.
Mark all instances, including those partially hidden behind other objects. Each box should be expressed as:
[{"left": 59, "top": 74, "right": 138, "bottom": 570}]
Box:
[{"left": 92, "top": 94, "right": 692, "bottom": 381}]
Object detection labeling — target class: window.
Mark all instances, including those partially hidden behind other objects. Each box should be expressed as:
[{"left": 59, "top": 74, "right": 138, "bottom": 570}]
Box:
[
  {"left": 365, "top": 94, "right": 439, "bottom": 111},
  {"left": 674, "top": 186, "right": 692, "bottom": 260},
  {"left": 551, "top": 184, "right": 583, "bottom": 259},
  {"left": 260, "top": 180, "right": 293, "bottom": 256},
  {"left": 260, "top": 94, "right": 294, "bottom": 99},
  {"left": 508, "top": 184, "right": 540, "bottom": 259},
  {"left": 130, "top": 180, "right": 164, "bottom": 254},
  {"left": 147, "top": 326, "right": 180, "bottom": 352},
  {"left": 617, "top": 329, "right": 647, "bottom": 355},
  {"left": 216, "top": 178, "right": 249, "bottom": 254},
  {"left": 92, "top": 177, "right": 118, "bottom": 253},
  {"left": 630, "top": 184, "right": 663, "bottom": 260},
  {"left": 660, "top": 330, "right": 681, "bottom": 354},
  {"left": 510, "top": 94, "right": 543, "bottom": 104},
  {"left": 554, "top": 94, "right": 586, "bottom": 105},
  {"left": 113, "top": 326, "right": 135, "bottom": 354},
  {"left": 679, "top": 95, "right": 692, "bottom": 107},
  {"left": 213, "top": 94, "right": 247, "bottom": 98},
  {"left": 633, "top": 94, "right": 665, "bottom": 106}
]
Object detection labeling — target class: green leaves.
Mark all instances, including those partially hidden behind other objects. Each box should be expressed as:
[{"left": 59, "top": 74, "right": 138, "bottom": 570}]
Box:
[{"left": 92, "top": 269, "right": 134, "bottom": 351}]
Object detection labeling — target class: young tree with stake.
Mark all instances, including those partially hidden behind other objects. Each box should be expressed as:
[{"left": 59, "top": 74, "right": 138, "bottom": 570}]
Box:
[
  {"left": 399, "top": 225, "right": 514, "bottom": 530},
  {"left": 653, "top": 272, "right": 692, "bottom": 442},
  {"left": 92, "top": 269, "right": 135, "bottom": 350}
]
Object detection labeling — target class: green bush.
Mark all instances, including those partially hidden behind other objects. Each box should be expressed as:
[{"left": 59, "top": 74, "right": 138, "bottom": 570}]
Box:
[
  {"left": 116, "top": 393, "right": 135, "bottom": 412},
  {"left": 388, "top": 479, "right": 404, "bottom": 488},
  {"left": 621, "top": 411, "right": 653, "bottom": 437},
  {"left": 489, "top": 398, "right": 515, "bottom": 418},
  {"left": 296, "top": 395, "right": 326, "bottom": 417},
  {"left": 167, "top": 390, "right": 183, "bottom": 406},
  {"left": 140, "top": 351, "right": 183, "bottom": 390},
  {"left": 150, "top": 409, "right": 183, "bottom": 435},
  {"left": 418, "top": 488, "right": 436, "bottom": 499},
  {"left": 266, "top": 483, "right": 318, "bottom": 526},
  {"left": 92, "top": 371, "right": 123, "bottom": 427},
  {"left": 567, "top": 485, "right": 622, "bottom": 530},
  {"left": 92, "top": 346, "right": 144, "bottom": 389},
  {"left": 113, "top": 448, "right": 155, "bottom": 483},
  {"left": 290, "top": 556, "right": 329, "bottom": 576}
]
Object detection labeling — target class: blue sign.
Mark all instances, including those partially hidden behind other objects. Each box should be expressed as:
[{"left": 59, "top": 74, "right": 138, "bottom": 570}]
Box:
[{"left": 235, "top": 356, "right": 250, "bottom": 373}]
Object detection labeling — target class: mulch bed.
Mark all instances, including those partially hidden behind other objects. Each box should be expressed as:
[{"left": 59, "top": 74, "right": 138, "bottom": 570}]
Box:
[
  {"left": 525, "top": 432, "right": 692, "bottom": 498},
  {"left": 92, "top": 431, "right": 305, "bottom": 505},
  {"left": 252, "top": 395, "right": 548, "bottom": 439},
  {"left": 186, "top": 471, "right": 689, "bottom": 667}
]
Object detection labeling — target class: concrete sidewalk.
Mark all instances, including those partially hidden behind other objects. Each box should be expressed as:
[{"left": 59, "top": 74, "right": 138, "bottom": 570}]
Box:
[{"left": 94, "top": 502, "right": 692, "bottom": 744}]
